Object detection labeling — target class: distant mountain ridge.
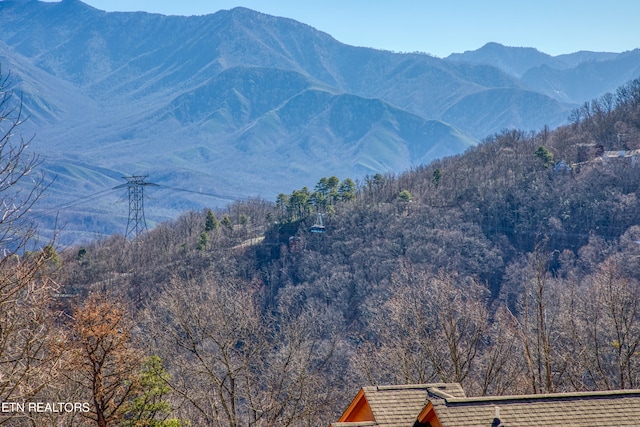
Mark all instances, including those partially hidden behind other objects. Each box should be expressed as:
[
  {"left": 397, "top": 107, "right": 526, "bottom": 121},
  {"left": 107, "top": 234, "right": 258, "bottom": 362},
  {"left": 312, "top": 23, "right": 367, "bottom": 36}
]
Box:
[
  {"left": 0, "top": 0, "right": 638, "bottom": 243},
  {"left": 448, "top": 42, "right": 640, "bottom": 103},
  {"left": 447, "top": 41, "right": 621, "bottom": 77}
]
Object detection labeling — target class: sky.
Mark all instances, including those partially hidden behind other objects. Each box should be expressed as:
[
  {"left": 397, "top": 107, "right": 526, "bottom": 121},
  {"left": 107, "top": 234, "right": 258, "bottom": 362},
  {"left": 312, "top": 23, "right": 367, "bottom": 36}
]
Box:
[{"left": 63, "top": 0, "right": 639, "bottom": 58}]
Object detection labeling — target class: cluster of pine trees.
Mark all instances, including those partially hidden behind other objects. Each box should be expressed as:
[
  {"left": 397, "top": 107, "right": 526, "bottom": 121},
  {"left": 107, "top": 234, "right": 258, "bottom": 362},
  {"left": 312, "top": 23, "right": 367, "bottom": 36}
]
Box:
[{"left": 3, "top": 70, "right": 640, "bottom": 425}]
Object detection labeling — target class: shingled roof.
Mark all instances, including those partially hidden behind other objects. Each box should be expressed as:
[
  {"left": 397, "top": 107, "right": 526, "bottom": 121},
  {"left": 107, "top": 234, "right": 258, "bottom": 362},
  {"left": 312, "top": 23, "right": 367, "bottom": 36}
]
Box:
[
  {"left": 332, "top": 383, "right": 640, "bottom": 427},
  {"left": 331, "top": 383, "right": 465, "bottom": 427},
  {"left": 428, "top": 388, "right": 640, "bottom": 427}
]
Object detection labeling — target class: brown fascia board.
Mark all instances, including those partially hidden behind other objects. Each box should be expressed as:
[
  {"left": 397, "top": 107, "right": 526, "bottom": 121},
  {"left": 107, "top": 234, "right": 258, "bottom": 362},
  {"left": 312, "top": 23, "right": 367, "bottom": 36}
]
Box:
[
  {"left": 336, "top": 388, "right": 375, "bottom": 423},
  {"left": 330, "top": 423, "right": 378, "bottom": 427}
]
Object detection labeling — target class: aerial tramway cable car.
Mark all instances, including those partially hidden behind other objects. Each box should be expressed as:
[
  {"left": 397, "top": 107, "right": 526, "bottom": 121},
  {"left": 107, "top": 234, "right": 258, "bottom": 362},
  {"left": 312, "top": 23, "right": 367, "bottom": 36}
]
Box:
[{"left": 310, "top": 212, "right": 325, "bottom": 233}]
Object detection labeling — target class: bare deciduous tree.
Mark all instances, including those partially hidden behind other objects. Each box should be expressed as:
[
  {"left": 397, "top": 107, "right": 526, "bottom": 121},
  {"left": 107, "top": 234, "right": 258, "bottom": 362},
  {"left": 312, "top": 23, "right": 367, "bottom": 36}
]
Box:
[
  {"left": 63, "top": 293, "right": 144, "bottom": 427},
  {"left": 0, "top": 252, "right": 62, "bottom": 425},
  {"left": 0, "top": 69, "right": 61, "bottom": 425},
  {"left": 568, "top": 259, "right": 640, "bottom": 390},
  {"left": 512, "top": 248, "right": 567, "bottom": 394},
  {"left": 358, "top": 262, "right": 489, "bottom": 393},
  {"left": 147, "top": 275, "right": 343, "bottom": 426}
]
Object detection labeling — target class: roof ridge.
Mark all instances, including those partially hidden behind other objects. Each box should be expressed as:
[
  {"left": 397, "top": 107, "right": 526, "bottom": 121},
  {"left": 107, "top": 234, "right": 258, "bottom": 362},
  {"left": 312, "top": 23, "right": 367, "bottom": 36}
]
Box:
[
  {"left": 443, "top": 388, "right": 640, "bottom": 405},
  {"left": 374, "top": 382, "right": 460, "bottom": 391},
  {"left": 428, "top": 388, "right": 455, "bottom": 399}
]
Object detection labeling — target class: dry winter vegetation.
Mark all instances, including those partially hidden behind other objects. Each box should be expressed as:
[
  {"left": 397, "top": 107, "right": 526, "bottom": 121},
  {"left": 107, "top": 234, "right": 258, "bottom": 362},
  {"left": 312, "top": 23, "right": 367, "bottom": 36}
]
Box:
[{"left": 3, "top": 71, "right": 640, "bottom": 426}]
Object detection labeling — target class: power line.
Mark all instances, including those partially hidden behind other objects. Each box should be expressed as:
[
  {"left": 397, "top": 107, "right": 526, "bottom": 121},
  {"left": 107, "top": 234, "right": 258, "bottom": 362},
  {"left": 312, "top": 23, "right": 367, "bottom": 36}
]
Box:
[
  {"left": 157, "top": 184, "right": 244, "bottom": 202},
  {"left": 28, "top": 188, "right": 117, "bottom": 221},
  {"left": 27, "top": 176, "right": 254, "bottom": 241},
  {"left": 28, "top": 181, "right": 246, "bottom": 222}
]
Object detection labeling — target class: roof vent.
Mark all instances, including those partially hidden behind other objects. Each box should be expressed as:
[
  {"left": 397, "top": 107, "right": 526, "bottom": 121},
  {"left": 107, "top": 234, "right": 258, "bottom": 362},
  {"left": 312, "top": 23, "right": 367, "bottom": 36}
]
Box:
[{"left": 491, "top": 406, "right": 503, "bottom": 427}]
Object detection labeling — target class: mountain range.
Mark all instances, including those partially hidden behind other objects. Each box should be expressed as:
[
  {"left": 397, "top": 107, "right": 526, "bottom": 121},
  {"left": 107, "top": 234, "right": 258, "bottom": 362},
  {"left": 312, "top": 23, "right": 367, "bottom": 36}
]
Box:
[{"left": 1, "top": 0, "right": 639, "bottom": 243}]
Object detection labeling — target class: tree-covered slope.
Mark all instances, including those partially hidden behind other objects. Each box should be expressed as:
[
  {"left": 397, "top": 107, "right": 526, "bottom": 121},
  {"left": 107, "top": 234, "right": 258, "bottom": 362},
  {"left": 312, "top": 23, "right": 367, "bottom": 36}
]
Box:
[
  {"left": 44, "top": 79, "right": 640, "bottom": 426},
  {"left": 0, "top": 1, "right": 616, "bottom": 243}
]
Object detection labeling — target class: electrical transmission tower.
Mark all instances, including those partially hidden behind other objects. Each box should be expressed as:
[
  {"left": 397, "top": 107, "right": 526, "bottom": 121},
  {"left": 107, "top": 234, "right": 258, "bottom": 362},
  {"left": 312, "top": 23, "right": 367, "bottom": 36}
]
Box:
[{"left": 114, "top": 175, "right": 158, "bottom": 239}]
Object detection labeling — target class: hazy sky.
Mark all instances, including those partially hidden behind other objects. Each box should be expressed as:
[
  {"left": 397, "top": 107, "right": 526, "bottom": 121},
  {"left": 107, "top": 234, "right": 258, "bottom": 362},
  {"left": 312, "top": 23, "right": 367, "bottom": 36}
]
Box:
[{"left": 60, "top": 1, "right": 638, "bottom": 57}]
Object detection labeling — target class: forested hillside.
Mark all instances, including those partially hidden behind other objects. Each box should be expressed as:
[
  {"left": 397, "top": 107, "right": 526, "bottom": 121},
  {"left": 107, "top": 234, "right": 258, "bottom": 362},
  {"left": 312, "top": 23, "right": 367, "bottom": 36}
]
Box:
[
  {"left": 8, "top": 2, "right": 640, "bottom": 243},
  {"left": 3, "top": 77, "right": 640, "bottom": 426}
]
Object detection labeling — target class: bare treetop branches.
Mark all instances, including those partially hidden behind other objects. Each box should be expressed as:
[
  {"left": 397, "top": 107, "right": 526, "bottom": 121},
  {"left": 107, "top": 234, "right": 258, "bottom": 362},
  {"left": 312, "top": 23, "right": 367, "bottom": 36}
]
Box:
[{"left": 0, "top": 70, "right": 47, "bottom": 256}]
